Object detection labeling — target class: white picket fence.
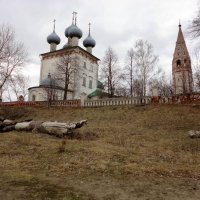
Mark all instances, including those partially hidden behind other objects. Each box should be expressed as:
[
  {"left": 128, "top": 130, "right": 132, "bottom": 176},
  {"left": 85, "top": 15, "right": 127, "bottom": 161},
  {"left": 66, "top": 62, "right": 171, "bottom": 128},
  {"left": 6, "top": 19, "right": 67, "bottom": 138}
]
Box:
[{"left": 84, "top": 97, "right": 151, "bottom": 107}]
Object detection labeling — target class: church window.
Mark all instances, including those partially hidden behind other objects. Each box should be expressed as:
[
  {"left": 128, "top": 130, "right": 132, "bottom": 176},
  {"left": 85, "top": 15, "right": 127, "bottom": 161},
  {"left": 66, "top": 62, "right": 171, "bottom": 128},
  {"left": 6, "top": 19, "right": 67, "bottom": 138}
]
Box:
[
  {"left": 32, "top": 95, "right": 36, "bottom": 102},
  {"left": 184, "top": 59, "right": 187, "bottom": 63},
  {"left": 90, "top": 65, "right": 93, "bottom": 72},
  {"left": 83, "top": 62, "right": 86, "bottom": 69},
  {"left": 89, "top": 77, "right": 93, "bottom": 89},
  {"left": 176, "top": 60, "right": 181, "bottom": 66},
  {"left": 82, "top": 76, "right": 86, "bottom": 87}
]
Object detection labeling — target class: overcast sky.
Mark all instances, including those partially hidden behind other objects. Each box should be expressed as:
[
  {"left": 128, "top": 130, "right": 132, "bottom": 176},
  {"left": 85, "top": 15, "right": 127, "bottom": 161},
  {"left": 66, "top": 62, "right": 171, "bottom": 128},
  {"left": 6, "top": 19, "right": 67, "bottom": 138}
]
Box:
[{"left": 0, "top": 0, "right": 199, "bottom": 87}]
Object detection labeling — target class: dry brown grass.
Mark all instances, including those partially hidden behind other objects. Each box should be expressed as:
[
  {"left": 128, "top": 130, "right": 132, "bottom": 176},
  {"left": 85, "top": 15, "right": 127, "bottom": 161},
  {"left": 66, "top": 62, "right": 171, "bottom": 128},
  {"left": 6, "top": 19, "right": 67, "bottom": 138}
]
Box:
[{"left": 0, "top": 104, "right": 200, "bottom": 199}]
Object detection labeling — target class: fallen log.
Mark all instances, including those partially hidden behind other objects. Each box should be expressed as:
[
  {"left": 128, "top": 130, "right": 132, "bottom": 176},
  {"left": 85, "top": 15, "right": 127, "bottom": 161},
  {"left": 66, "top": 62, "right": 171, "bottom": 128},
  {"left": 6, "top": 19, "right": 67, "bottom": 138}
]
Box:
[
  {"left": 20, "top": 120, "right": 87, "bottom": 137},
  {"left": 2, "top": 125, "right": 16, "bottom": 132},
  {"left": 0, "top": 119, "right": 87, "bottom": 138}
]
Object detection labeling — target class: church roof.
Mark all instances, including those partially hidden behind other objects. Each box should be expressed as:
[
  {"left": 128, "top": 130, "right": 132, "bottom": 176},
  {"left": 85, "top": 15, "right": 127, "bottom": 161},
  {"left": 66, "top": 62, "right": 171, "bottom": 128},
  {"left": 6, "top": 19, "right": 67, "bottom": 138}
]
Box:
[{"left": 40, "top": 46, "right": 100, "bottom": 62}]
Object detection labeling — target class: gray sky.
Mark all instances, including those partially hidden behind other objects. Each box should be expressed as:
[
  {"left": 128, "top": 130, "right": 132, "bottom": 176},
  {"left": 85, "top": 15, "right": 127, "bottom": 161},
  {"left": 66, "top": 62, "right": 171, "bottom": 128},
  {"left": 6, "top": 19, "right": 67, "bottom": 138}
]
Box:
[{"left": 0, "top": 0, "right": 199, "bottom": 87}]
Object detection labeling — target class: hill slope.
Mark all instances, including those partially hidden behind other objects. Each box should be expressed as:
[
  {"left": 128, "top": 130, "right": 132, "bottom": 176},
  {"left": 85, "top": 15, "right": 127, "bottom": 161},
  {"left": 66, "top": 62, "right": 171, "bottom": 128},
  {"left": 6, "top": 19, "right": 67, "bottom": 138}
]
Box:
[{"left": 0, "top": 105, "right": 200, "bottom": 199}]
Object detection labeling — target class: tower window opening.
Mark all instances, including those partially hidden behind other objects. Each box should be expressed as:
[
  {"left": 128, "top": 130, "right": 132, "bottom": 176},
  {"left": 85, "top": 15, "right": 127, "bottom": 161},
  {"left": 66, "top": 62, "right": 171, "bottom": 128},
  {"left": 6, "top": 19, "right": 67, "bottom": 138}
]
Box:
[
  {"left": 176, "top": 60, "right": 181, "bottom": 66},
  {"left": 184, "top": 59, "right": 187, "bottom": 63}
]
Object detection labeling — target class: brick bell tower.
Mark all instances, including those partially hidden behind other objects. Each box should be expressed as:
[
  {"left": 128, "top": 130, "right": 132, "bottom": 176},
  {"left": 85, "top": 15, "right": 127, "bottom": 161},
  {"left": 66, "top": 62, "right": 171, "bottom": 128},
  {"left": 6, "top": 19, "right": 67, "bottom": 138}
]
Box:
[{"left": 172, "top": 23, "right": 193, "bottom": 95}]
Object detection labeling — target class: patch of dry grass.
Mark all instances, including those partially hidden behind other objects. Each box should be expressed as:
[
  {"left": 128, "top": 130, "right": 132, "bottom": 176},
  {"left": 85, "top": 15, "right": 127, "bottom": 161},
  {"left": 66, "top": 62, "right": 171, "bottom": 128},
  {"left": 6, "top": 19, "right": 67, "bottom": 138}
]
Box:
[{"left": 0, "top": 104, "right": 200, "bottom": 199}]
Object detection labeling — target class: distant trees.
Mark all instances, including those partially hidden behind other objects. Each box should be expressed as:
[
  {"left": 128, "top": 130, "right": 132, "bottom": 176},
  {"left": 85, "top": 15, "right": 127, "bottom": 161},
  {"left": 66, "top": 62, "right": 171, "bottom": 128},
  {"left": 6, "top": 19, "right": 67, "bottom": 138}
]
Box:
[
  {"left": 149, "top": 72, "right": 173, "bottom": 96},
  {"left": 101, "top": 47, "right": 121, "bottom": 97},
  {"left": 55, "top": 54, "right": 79, "bottom": 100},
  {"left": 122, "top": 40, "right": 159, "bottom": 97},
  {"left": 0, "top": 24, "right": 27, "bottom": 98},
  {"left": 100, "top": 41, "right": 161, "bottom": 98}
]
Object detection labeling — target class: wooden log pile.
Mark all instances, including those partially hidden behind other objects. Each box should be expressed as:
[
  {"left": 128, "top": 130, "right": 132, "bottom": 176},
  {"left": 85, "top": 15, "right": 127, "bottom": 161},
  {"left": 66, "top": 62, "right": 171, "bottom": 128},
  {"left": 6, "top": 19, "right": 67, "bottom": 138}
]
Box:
[{"left": 0, "top": 117, "right": 87, "bottom": 138}]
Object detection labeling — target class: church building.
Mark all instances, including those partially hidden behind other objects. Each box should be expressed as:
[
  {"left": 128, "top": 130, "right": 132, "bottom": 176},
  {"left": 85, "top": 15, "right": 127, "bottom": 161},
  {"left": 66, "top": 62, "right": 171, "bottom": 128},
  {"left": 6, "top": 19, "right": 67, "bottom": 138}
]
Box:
[
  {"left": 28, "top": 12, "right": 102, "bottom": 102},
  {"left": 172, "top": 23, "right": 193, "bottom": 95}
]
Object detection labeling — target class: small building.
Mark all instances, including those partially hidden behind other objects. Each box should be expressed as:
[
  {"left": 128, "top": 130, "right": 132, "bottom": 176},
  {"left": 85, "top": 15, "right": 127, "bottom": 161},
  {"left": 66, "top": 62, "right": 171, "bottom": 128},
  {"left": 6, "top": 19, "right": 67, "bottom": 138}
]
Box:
[{"left": 28, "top": 13, "right": 101, "bottom": 101}]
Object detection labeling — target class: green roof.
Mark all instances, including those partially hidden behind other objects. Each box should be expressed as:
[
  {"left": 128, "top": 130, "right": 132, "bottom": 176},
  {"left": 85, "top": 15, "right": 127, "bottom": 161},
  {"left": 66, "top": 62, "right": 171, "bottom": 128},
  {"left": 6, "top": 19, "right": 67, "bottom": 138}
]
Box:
[
  {"left": 88, "top": 89, "right": 102, "bottom": 98},
  {"left": 97, "top": 81, "right": 104, "bottom": 89}
]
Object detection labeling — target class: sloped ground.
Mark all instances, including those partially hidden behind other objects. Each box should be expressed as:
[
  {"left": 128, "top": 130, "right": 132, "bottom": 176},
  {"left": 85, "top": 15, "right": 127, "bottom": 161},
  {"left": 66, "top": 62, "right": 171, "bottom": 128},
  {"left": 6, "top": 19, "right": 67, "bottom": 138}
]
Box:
[{"left": 0, "top": 104, "right": 200, "bottom": 199}]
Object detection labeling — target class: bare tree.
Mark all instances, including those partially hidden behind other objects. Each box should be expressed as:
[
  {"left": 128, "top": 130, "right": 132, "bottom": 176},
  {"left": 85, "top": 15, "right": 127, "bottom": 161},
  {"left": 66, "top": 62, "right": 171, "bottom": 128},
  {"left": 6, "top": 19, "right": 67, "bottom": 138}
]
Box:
[
  {"left": 101, "top": 47, "right": 121, "bottom": 98},
  {"left": 9, "top": 74, "right": 29, "bottom": 100},
  {"left": 55, "top": 54, "right": 79, "bottom": 100},
  {"left": 192, "top": 48, "right": 200, "bottom": 92},
  {"left": 0, "top": 24, "right": 27, "bottom": 93},
  {"left": 131, "top": 40, "right": 159, "bottom": 97},
  {"left": 124, "top": 48, "right": 134, "bottom": 97},
  {"left": 188, "top": 9, "right": 200, "bottom": 38},
  {"left": 41, "top": 74, "right": 59, "bottom": 107}
]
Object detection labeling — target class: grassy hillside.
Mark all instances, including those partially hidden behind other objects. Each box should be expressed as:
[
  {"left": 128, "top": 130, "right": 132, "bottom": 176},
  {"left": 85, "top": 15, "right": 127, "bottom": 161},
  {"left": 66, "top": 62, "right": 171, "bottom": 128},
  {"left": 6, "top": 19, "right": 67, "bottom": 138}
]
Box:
[{"left": 0, "top": 104, "right": 200, "bottom": 199}]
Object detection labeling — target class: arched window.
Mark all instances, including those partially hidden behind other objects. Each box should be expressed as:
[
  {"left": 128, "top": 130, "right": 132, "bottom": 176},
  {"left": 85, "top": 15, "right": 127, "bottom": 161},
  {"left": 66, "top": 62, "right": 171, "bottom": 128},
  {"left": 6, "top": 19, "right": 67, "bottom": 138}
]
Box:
[
  {"left": 82, "top": 74, "right": 86, "bottom": 87},
  {"left": 176, "top": 60, "right": 181, "bottom": 66},
  {"left": 184, "top": 59, "right": 187, "bottom": 63},
  {"left": 89, "top": 77, "right": 93, "bottom": 89},
  {"left": 32, "top": 95, "right": 36, "bottom": 102}
]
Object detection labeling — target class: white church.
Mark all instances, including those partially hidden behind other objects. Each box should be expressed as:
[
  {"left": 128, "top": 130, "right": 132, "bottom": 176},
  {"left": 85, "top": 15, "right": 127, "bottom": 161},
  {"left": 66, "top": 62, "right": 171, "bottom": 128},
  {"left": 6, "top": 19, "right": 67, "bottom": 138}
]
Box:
[{"left": 28, "top": 12, "right": 103, "bottom": 102}]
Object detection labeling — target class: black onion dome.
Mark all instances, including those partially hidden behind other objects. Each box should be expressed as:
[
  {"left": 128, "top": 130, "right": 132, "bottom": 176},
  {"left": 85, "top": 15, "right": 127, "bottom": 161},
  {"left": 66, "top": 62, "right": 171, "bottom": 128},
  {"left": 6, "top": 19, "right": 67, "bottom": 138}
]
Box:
[
  {"left": 68, "top": 24, "right": 83, "bottom": 39},
  {"left": 47, "top": 31, "right": 61, "bottom": 45},
  {"left": 65, "top": 24, "right": 74, "bottom": 38},
  {"left": 83, "top": 35, "right": 96, "bottom": 48}
]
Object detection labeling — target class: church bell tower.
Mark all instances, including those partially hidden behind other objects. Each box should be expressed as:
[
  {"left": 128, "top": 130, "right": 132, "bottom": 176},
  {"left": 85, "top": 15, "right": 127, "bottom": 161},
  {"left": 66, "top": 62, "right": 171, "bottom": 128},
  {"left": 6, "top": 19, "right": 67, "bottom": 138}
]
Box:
[{"left": 172, "top": 23, "right": 193, "bottom": 95}]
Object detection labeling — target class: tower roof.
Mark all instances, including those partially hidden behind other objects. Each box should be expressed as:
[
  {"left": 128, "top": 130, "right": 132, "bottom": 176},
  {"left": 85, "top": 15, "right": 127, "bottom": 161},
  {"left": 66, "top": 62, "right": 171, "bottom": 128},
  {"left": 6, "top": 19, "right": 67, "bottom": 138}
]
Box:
[
  {"left": 177, "top": 24, "right": 185, "bottom": 43},
  {"left": 173, "top": 23, "right": 190, "bottom": 58}
]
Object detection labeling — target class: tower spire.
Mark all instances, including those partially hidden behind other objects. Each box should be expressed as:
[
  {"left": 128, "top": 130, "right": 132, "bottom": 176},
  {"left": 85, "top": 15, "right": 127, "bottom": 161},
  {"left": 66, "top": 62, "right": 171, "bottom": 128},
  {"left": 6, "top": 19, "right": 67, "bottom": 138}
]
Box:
[
  {"left": 74, "top": 11, "right": 77, "bottom": 25},
  {"left": 88, "top": 22, "right": 91, "bottom": 36},
  {"left": 72, "top": 11, "right": 75, "bottom": 24},
  {"left": 179, "top": 19, "right": 181, "bottom": 28},
  {"left": 53, "top": 19, "right": 56, "bottom": 32}
]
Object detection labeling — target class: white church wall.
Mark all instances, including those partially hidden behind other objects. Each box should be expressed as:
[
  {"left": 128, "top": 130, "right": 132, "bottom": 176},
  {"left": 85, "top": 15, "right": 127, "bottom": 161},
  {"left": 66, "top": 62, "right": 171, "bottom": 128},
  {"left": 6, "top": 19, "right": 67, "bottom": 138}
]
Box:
[
  {"left": 30, "top": 47, "right": 99, "bottom": 101},
  {"left": 40, "top": 57, "right": 59, "bottom": 82},
  {"left": 29, "top": 87, "right": 65, "bottom": 101},
  {"left": 76, "top": 54, "right": 98, "bottom": 99}
]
